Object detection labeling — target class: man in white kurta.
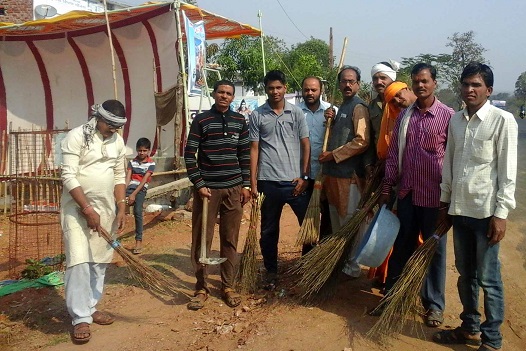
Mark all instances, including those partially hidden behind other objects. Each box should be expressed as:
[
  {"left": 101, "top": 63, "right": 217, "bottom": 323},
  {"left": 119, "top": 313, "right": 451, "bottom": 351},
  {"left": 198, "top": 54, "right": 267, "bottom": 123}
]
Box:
[{"left": 60, "top": 100, "right": 127, "bottom": 344}]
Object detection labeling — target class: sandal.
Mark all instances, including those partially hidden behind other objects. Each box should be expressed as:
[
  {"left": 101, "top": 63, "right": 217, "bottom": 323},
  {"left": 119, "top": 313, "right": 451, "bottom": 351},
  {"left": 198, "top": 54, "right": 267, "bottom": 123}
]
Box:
[
  {"left": 72, "top": 322, "right": 91, "bottom": 344},
  {"left": 92, "top": 310, "right": 115, "bottom": 325},
  {"left": 132, "top": 248, "right": 142, "bottom": 254},
  {"left": 222, "top": 288, "right": 241, "bottom": 308},
  {"left": 425, "top": 309, "right": 444, "bottom": 327},
  {"left": 187, "top": 290, "right": 208, "bottom": 311},
  {"left": 433, "top": 327, "right": 482, "bottom": 346}
]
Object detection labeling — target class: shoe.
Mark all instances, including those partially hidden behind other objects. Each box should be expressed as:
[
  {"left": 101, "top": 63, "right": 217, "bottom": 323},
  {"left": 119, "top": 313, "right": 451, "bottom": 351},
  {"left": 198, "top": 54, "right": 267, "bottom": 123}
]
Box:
[
  {"left": 263, "top": 273, "right": 278, "bottom": 291},
  {"left": 91, "top": 311, "right": 115, "bottom": 325},
  {"left": 72, "top": 322, "right": 91, "bottom": 344},
  {"left": 187, "top": 290, "right": 208, "bottom": 311}
]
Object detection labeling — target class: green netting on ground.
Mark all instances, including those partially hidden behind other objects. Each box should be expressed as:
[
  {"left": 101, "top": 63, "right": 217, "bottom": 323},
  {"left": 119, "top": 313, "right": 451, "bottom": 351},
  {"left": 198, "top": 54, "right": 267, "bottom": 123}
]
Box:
[{"left": 0, "top": 271, "right": 64, "bottom": 296}]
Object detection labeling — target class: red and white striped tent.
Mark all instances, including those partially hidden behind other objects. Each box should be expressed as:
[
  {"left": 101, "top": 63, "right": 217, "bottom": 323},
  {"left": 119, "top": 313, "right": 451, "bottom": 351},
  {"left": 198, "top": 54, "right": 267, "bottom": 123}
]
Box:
[{"left": 0, "top": 2, "right": 260, "bottom": 157}]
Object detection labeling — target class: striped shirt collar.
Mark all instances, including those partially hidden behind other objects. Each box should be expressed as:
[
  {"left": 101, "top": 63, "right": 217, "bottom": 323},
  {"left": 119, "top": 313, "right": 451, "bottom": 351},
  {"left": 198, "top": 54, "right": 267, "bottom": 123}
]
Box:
[
  {"left": 133, "top": 156, "right": 153, "bottom": 163},
  {"left": 414, "top": 96, "right": 441, "bottom": 116},
  {"left": 210, "top": 104, "right": 234, "bottom": 116}
]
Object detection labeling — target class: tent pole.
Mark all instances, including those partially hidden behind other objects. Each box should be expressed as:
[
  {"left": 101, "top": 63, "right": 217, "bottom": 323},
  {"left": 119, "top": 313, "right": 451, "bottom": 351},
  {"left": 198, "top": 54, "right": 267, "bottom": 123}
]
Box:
[
  {"left": 103, "top": 0, "right": 118, "bottom": 100},
  {"left": 258, "top": 10, "right": 266, "bottom": 77},
  {"left": 174, "top": 0, "right": 191, "bottom": 160}
]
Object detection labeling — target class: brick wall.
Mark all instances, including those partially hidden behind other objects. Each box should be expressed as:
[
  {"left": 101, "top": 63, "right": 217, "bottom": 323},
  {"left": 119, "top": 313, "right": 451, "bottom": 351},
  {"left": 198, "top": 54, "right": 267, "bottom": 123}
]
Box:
[{"left": 1, "top": 0, "right": 33, "bottom": 24}]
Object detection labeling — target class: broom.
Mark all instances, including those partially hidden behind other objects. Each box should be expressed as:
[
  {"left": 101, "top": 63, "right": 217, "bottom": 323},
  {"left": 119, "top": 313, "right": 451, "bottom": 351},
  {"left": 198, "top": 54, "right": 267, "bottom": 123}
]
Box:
[
  {"left": 296, "top": 37, "right": 348, "bottom": 247},
  {"left": 366, "top": 219, "right": 452, "bottom": 341},
  {"left": 291, "top": 185, "right": 382, "bottom": 300},
  {"left": 237, "top": 193, "right": 265, "bottom": 293},
  {"left": 98, "top": 227, "right": 191, "bottom": 298}
]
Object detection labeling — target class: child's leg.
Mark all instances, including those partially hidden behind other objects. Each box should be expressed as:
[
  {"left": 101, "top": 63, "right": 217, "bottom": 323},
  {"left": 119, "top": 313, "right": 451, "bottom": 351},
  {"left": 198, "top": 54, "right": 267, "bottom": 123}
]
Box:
[{"left": 133, "top": 190, "right": 147, "bottom": 247}]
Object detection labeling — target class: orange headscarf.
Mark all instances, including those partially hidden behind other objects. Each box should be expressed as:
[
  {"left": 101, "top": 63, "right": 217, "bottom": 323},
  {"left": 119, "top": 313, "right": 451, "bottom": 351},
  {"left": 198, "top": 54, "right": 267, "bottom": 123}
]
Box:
[{"left": 376, "top": 81, "right": 408, "bottom": 159}]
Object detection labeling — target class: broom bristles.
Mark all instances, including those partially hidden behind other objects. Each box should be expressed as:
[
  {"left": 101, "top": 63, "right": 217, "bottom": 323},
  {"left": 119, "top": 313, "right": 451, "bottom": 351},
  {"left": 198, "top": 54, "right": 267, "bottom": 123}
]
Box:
[
  {"left": 99, "top": 228, "right": 190, "bottom": 298},
  {"left": 367, "top": 220, "right": 452, "bottom": 341},
  {"left": 291, "top": 188, "right": 381, "bottom": 299},
  {"left": 296, "top": 173, "right": 323, "bottom": 246},
  {"left": 237, "top": 193, "right": 265, "bottom": 293}
]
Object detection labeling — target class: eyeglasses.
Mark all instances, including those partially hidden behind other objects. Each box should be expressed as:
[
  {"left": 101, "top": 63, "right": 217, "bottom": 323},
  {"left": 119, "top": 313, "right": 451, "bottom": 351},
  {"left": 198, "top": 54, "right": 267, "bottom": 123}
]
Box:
[{"left": 340, "top": 79, "right": 357, "bottom": 86}]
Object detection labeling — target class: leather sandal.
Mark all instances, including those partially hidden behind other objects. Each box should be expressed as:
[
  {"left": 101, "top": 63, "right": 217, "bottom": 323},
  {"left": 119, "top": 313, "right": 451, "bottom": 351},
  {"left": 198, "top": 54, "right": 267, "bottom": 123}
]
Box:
[
  {"left": 222, "top": 288, "right": 241, "bottom": 308},
  {"left": 187, "top": 290, "right": 208, "bottom": 311},
  {"left": 92, "top": 310, "right": 115, "bottom": 325},
  {"left": 72, "top": 322, "right": 91, "bottom": 344}
]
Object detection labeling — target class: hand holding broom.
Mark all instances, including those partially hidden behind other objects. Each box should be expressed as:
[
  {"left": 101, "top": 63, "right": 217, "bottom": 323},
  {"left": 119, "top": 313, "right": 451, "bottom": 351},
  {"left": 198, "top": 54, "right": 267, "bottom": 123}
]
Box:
[{"left": 296, "top": 37, "right": 348, "bottom": 247}]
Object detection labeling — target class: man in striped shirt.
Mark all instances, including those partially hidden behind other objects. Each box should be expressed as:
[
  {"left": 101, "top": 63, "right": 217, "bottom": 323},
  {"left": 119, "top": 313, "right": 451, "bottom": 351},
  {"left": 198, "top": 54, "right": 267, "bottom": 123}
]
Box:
[
  {"left": 374, "top": 63, "right": 455, "bottom": 327},
  {"left": 184, "top": 79, "right": 251, "bottom": 310}
]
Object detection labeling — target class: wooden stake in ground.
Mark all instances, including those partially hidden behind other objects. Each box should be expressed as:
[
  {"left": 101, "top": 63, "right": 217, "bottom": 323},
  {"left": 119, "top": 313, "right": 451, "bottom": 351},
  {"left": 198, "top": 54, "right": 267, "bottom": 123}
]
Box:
[
  {"left": 98, "top": 227, "right": 190, "bottom": 299},
  {"left": 366, "top": 220, "right": 451, "bottom": 341},
  {"left": 237, "top": 193, "right": 265, "bottom": 293},
  {"left": 296, "top": 37, "right": 348, "bottom": 247}
]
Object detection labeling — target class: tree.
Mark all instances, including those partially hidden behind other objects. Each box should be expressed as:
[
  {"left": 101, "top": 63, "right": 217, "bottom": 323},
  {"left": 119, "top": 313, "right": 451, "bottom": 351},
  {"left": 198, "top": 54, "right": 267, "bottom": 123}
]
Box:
[
  {"left": 283, "top": 38, "right": 332, "bottom": 92},
  {"left": 445, "top": 31, "right": 488, "bottom": 108},
  {"left": 514, "top": 71, "right": 526, "bottom": 100},
  {"left": 400, "top": 31, "right": 488, "bottom": 109},
  {"left": 212, "top": 35, "right": 286, "bottom": 93}
]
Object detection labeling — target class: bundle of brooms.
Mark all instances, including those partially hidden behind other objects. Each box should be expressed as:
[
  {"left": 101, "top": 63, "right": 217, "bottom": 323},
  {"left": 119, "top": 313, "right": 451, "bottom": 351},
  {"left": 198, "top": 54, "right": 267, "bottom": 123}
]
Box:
[
  {"left": 295, "top": 173, "right": 323, "bottom": 246},
  {"left": 366, "top": 219, "right": 452, "bottom": 341},
  {"left": 98, "top": 227, "right": 190, "bottom": 298},
  {"left": 237, "top": 193, "right": 265, "bottom": 293},
  {"left": 291, "top": 164, "right": 385, "bottom": 300}
]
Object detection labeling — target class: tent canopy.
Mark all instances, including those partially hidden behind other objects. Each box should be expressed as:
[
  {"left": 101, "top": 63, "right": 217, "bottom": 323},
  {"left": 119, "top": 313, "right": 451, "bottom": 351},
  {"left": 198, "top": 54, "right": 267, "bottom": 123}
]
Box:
[{"left": 0, "top": 2, "right": 261, "bottom": 40}]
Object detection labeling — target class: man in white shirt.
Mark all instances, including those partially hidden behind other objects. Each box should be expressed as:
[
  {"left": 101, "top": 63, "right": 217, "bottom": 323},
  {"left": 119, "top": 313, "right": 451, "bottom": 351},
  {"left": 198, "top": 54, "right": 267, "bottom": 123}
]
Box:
[{"left": 434, "top": 62, "right": 517, "bottom": 351}]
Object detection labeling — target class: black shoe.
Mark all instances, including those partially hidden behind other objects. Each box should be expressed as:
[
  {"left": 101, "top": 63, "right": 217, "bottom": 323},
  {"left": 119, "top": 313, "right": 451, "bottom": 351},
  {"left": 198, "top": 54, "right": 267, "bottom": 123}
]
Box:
[
  {"left": 263, "top": 273, "right": 278, "bottom": 291},
  {"left": 368, "top": 304, "right": 385, "bottom": 317}
]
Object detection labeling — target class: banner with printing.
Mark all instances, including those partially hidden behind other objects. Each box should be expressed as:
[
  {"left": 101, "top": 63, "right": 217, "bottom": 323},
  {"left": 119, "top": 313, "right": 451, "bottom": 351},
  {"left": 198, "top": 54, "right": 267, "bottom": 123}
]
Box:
[{"left": 183, "top": 12, "right": 206, "bottom": 96}]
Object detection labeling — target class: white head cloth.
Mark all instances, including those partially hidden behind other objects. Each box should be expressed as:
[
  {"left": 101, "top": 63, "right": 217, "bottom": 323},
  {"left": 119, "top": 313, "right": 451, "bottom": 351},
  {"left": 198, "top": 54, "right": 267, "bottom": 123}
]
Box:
[
  {"left": 371, "top": 60, "right": 401, "bottom": 81},
  {"left": 90, "top": 103, "right": 127, "bottom": 127}
]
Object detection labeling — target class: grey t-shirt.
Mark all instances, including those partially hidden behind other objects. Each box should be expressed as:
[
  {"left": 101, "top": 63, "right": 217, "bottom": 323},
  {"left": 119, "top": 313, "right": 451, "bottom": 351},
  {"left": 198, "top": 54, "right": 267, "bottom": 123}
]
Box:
[{"left": 249, "top": 100, "right": 309, "bottom": 181}]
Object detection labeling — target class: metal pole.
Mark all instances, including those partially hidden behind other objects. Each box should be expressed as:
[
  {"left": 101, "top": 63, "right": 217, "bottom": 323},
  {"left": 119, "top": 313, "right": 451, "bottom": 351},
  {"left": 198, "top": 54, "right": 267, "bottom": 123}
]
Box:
[{"left": 258, "top": 10, "right": 266, "bottom": 77}]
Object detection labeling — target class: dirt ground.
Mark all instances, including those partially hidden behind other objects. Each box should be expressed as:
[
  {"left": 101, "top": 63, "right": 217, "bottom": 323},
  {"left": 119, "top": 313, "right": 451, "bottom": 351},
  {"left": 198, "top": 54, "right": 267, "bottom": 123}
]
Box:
[{"left": 1, "top": 119, "right": 526, "bottom": 351}]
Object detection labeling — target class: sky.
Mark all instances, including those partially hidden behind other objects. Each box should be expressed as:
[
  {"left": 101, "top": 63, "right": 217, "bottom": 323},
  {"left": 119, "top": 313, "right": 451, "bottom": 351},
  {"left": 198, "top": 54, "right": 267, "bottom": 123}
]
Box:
[{"left": 123, "top": 0, "right": 526, "bottom": 94}]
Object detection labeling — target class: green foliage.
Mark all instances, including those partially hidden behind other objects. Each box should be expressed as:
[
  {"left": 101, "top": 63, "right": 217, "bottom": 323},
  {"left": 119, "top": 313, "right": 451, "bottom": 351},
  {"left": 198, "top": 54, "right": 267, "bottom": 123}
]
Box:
[
  {"left": 212, "top": 35, "right": 286, "bottom": 94},
  {"left": 20, "top": 254, "right": 66, "bottom": 279},
  {"left": 400, "top": 31, "right": 488, "bottom": 109},
  {"left": 283, "top": 38, "right": 332, "bottom": 92},
  {"left": 514, "top": 71, "right": 526, "bottom": 100},
  {"left": 212, "top": 36, "right": 335, "bottom": 95},
  {"left": 21, "top": 259, "right": 53, "bottom": 279}
]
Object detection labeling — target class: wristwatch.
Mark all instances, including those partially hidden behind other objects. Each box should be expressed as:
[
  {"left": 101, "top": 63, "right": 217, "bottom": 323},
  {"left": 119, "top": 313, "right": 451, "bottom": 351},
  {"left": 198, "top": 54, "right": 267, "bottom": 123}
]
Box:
[{"left": 302, "top": 174, "right": 309, "bottom": 181}]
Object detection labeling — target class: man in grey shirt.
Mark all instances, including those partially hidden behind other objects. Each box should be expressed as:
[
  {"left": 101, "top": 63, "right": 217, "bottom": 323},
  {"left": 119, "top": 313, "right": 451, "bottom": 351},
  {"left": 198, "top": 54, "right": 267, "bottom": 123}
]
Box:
[{"left": 249, "top": 70, "right": 310, "bottom": 290}]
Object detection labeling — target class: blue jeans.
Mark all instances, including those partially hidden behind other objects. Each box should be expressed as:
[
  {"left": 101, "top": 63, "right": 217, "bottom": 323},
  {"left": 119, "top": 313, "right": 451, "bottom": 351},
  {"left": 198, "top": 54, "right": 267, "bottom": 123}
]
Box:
[
  {"left": 385, "top": 193, "right": 447, "bottom": 312},
  {"left": 258, "top": 180, "right": 311, "bottom": 274},
  {"left": 452, "top": 216, "right": 503, "bottom": 349},
  {"left": 127, "top": 187, "right": 146, "bottom": 241}
]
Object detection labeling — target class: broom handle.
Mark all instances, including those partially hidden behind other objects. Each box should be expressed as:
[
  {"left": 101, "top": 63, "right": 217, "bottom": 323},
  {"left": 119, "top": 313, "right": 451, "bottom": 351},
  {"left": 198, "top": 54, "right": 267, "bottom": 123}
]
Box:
[
  {"left": 200, "top": 197, "right": 209, "bottom": 261},
  {"left": 323, "top": 37, "right": 348, "bottom": 152}
]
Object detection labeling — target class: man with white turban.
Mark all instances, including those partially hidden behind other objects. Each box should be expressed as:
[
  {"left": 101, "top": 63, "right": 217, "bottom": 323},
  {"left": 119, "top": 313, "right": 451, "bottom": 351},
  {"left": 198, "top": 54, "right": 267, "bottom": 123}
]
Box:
[
  {"left": 61, "top": 99, "right": 128, "bottom": 344},
  {"left": 362, "top": 60, "right": 400, "bottom": 178}
]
